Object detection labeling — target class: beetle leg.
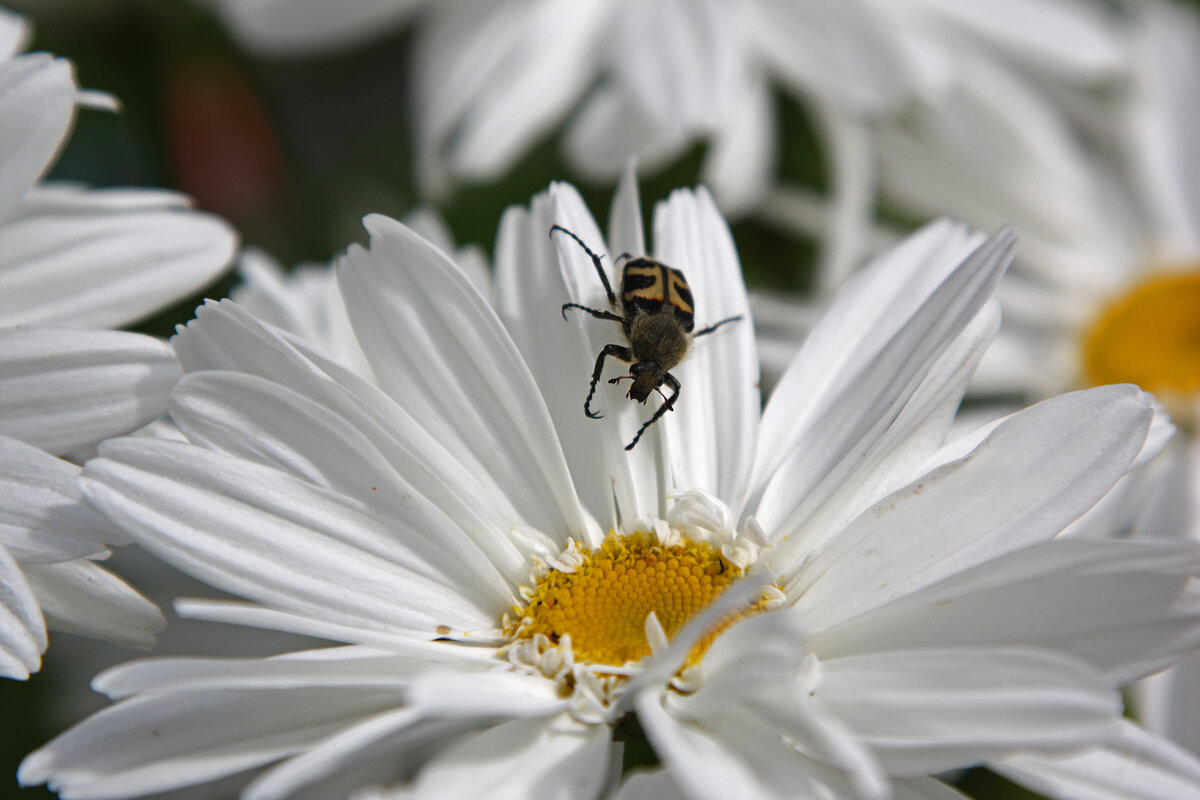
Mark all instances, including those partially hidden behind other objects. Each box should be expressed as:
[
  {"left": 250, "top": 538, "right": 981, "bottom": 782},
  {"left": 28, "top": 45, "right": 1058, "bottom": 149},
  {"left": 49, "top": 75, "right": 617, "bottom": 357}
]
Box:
[
  {"left": 586, "top": 344, "right": 633, "bottom": 420},
  {"left": 626, "top": 372, "right": 680, "bottom": 450},
  {"left": 693, "top": 314, "right": 743, "bottom": 337},
  {"left": 561, "top": 303, "right": 626, "bottom": 324},
  {"left": 551, "top": 225, "right": 617, "bottom": 307}
]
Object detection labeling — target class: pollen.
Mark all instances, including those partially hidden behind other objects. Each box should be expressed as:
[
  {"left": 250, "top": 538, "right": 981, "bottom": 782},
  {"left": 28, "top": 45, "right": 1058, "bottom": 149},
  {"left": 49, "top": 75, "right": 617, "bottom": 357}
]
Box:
[
  {"left": 507, "top": 532, "right": 752, "bottom": 667},
  {"left": 1082, "top": 271, "right": 1200, "bottom": 396}
]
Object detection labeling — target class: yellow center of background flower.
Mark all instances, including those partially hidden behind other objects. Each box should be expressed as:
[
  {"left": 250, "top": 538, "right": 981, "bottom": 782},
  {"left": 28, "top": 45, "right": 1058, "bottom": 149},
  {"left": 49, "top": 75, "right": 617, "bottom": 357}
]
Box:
[
  {"left": 1083, "top": 271, "right": 1200, "bottom": 395},
  {"left": 510, "top": 532, "right": 744, "bottom": 666}
]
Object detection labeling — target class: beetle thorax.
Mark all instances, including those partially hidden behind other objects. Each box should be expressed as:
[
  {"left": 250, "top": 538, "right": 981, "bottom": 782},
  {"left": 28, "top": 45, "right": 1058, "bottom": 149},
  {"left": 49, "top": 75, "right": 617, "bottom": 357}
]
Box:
[{"left": 628, "top": 311, "right": 690, "bottom": 371}]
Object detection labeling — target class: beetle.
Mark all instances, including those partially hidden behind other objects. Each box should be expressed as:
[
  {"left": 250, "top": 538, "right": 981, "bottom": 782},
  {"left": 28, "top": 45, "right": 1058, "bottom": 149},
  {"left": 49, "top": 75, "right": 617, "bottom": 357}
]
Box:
[{"left": 551, "top": 224, "right": 742, "bottom": 450}]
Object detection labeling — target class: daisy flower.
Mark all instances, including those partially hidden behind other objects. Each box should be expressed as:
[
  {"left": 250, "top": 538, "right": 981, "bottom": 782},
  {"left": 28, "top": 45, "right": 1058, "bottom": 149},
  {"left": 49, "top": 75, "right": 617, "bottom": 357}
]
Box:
[
  {"left": 1074, "top": 0, "right": 1200, "bottom": 759},
  {"left": 0, "top": 8, "right": 238, "bottom": 678},
  {"left": 21, "top": 176, "right": 1200, "bottom": 799},
  {"left": 775, "top": 0, "right": 1200, "bottom": 765},
  {"left": 230, "top": 209, "right": 489, "bottom": 381},
  {"left": 757, "top": 0, "right": 1128, "bottom": 296}
]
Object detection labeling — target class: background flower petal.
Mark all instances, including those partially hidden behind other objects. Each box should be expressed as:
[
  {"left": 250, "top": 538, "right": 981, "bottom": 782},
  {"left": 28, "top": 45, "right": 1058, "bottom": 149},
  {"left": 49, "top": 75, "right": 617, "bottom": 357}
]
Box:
[
  {"left": 0, "top": 53, "right": 74, "bottom": 219},
  {"left": 0, "top": 327, "right": 180, "bottom": 456},
  {"left": 0, "top": 435, "right": 117, "bottom": 562},
  {"left": 0, "top": 187, "right": 237, "bottom": 329},
  {"left": 23, "top": 559, "right": 163, "bottom": 649},
  {"left": 0, "top": 544, "right": 45, "bottom": 679}
]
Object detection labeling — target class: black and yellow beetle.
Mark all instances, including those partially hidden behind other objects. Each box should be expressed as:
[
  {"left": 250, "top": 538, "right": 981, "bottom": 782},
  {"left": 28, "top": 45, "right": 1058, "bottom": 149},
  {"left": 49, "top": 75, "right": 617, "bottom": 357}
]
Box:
[{"left": 551, "top": 224, "right": 742, "bottom": 450}]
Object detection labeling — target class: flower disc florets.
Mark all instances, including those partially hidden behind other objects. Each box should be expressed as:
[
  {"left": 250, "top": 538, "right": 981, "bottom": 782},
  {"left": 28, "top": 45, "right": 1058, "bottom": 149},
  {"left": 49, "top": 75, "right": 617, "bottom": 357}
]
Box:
[
  {"left": 502, "top": 522, "right": 780, "bottom": 723},
  {"left": 509, "top": 531, "right": 742, "bottom": 667},
  {"left": 1083, "top": 270, "right": 1200, "bottom": 424}
]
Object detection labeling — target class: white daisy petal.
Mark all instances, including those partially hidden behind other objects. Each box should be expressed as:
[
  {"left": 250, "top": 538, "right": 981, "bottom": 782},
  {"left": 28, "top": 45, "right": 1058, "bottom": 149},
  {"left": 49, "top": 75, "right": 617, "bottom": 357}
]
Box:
[
  {"left": 610, "top": 769, "right": 688, "bottom": 800},
  {"left": 779, "top": 300, "right": 1000, "bottom": 555},
  {"left": 892, "top": 777, "right": 973, "bottom": 800},
  {"left": 752, "top": 223, "right": 1014, "bottom": 543},
  {"left": 0, "top": 327, "right": 180, "bottom": 456},
  {"left": 792, "top": 385, "right": 1154, "bottom": 627},
  {"left": 397, "top": 713, "right": 609, "bottom": 800},
  {"left": 175, "top": 598, "right": 501, "bottom": 655},
  {"left": 245, "top": 707, "right": 423, "bottom": 800},
  {"left": 170, "top": 371, "right": 524, "bottom": 599},
  {"left": 817, "top": 647, "right": 1121, "bottom": 774},
  {"left": 20, "top": 687, "right": 409, "bottom": 799},
  {"left": 23, "top": 559, "right": 162, "bottom": 649},
  {"left": 423, "top": 1, "right": 605, "bottom": 185},
  {"left": 676, "top": 609, "right": 890, "bottom": 800},
  {"left": 1136, "top": 649, "right": 1200, "bottom": 757},
  {"left": 748, "top": 0, "right": 909, "bottom": 114},
  {"left": 82, "top": 437, "right": 501, "bottom": 637},
  {"left": 95, "top": 646, "right": 488, "bottom": 699},
  {"left": 494, "top": 187, "right": 612, "bottom": 538},
  {"left": 245, "top": 670, "right": 571, "bottom": 800},
  {"left": 701, "top": 66, "right": 774, "bottom": 215},
  {"left": 810, "top": 104, "right": 877, "bottom": 295},
  {"left": 0, "top": 435, "right": 115, "bottom": 562},
  {"left": 229, "top": 249, "right": 374, "bottom": 379},
  {"left": 563, "top": 84, "right": 691, "bottom": 181},
  {"left": 338, "top": 214, "right": 592, "bottom": 546},
  {"left": 0, "top": 543, "right": 45, "bottom": 680},
  {"left": 654, "top": 187, "right": 759, "bottom": 512},
  {"left": 0, "top": 53, "right": 75, "bottom": 219},
  {"left": 173, "top": 300, "right": 548, "bottom": 577},
  {"left": 992, "top": 719, "right": 1200, "bottom": 800},
  {"left": 636, "top": 693, "right": 852, "bottom": 800},
  {"left": 1127, "top": 0, "right": 1200, "bottom": 256},
  {"left": 207, "top": 0, "right": 427, "bottom": 55},
  {"left": 608, "top": 164, "right": 647, "bottom": 259},
  {"left": 0, "top": 9, "right": 31, "bottom": 59},
  {"left": 912, "top": 0, "right": 1125, "bottom": 81},
  {"left": 810, "top": 538, "right": 1200, "bottom": 686},
  {"left": 609, "top": 0, "right": 742, "bottom": 134},
  {"left": 0, "top": 186, "right": 236, "bottom": 329},
  {"left": 548, "top": 183, "right": 662, "bottom": 525},
  {"left": 751, "top": 218, "right": 978, "bottom": 486}
]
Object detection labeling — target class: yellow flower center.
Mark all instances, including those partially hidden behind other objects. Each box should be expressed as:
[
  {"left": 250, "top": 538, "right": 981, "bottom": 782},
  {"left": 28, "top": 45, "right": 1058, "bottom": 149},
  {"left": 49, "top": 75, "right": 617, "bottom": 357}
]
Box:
[
  {"left": 1082, "top": 271, "right": 1200, "bottom": 396},
  {"left": 508, "top": 532, "right": 751, "bottom": 667}
]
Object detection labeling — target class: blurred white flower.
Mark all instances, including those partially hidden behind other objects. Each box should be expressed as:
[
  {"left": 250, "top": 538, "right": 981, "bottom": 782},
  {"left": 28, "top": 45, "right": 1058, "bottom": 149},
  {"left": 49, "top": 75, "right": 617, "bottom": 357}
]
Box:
[
  {"left": 759, "top": 0, "right": 1128, "bottom": 295},
  {"left": 200, "top": 0, "right": 433, "bottom": 56},
  {"left": 0, "top": 9, "right": 238, "bottom": 678},
  {"left": 767, "top": 0, "right": 1200, "bottom": 762},
  {"left": 18, "top": 176, "right": 1200, "bottom": 799},
  {"left": 415, "top": 0, "right": 925, "bottom": 213},
  {"left": 208, "top": 0, "right": 1006, "bottom": 213}
]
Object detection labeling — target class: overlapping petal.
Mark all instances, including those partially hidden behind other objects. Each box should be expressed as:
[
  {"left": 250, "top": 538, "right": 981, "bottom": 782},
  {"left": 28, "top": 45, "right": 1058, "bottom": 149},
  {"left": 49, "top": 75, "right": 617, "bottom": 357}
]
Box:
[
  {"left": 23, "top": 560, "right": 162, "bottom": 650},
  {"left": 0, "top": 187, "right": 237, "bottom": 329},
  {"left": 339, "top": 213, "right": 596, "bottom": 547},
  {"left": 82, "top": 437, "right": 505, "bottom": 639},
  {"left": 0, "top": 327, "right": 180, "bottom": 456},
  {"left": 0, "top": 435, "right": 115, "bottom": 562},
  {"left": 789, "top": 385, "right": 1155, "bottom": 625},
  {"left": 0, "top": 543, "right": 44, "bottom": 680},
  {"left": 750, "top": 221, "right": 1013, "bottom": 544},
  {"left": 0, "top": 53, "right": 75, "bottom": 219}
]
